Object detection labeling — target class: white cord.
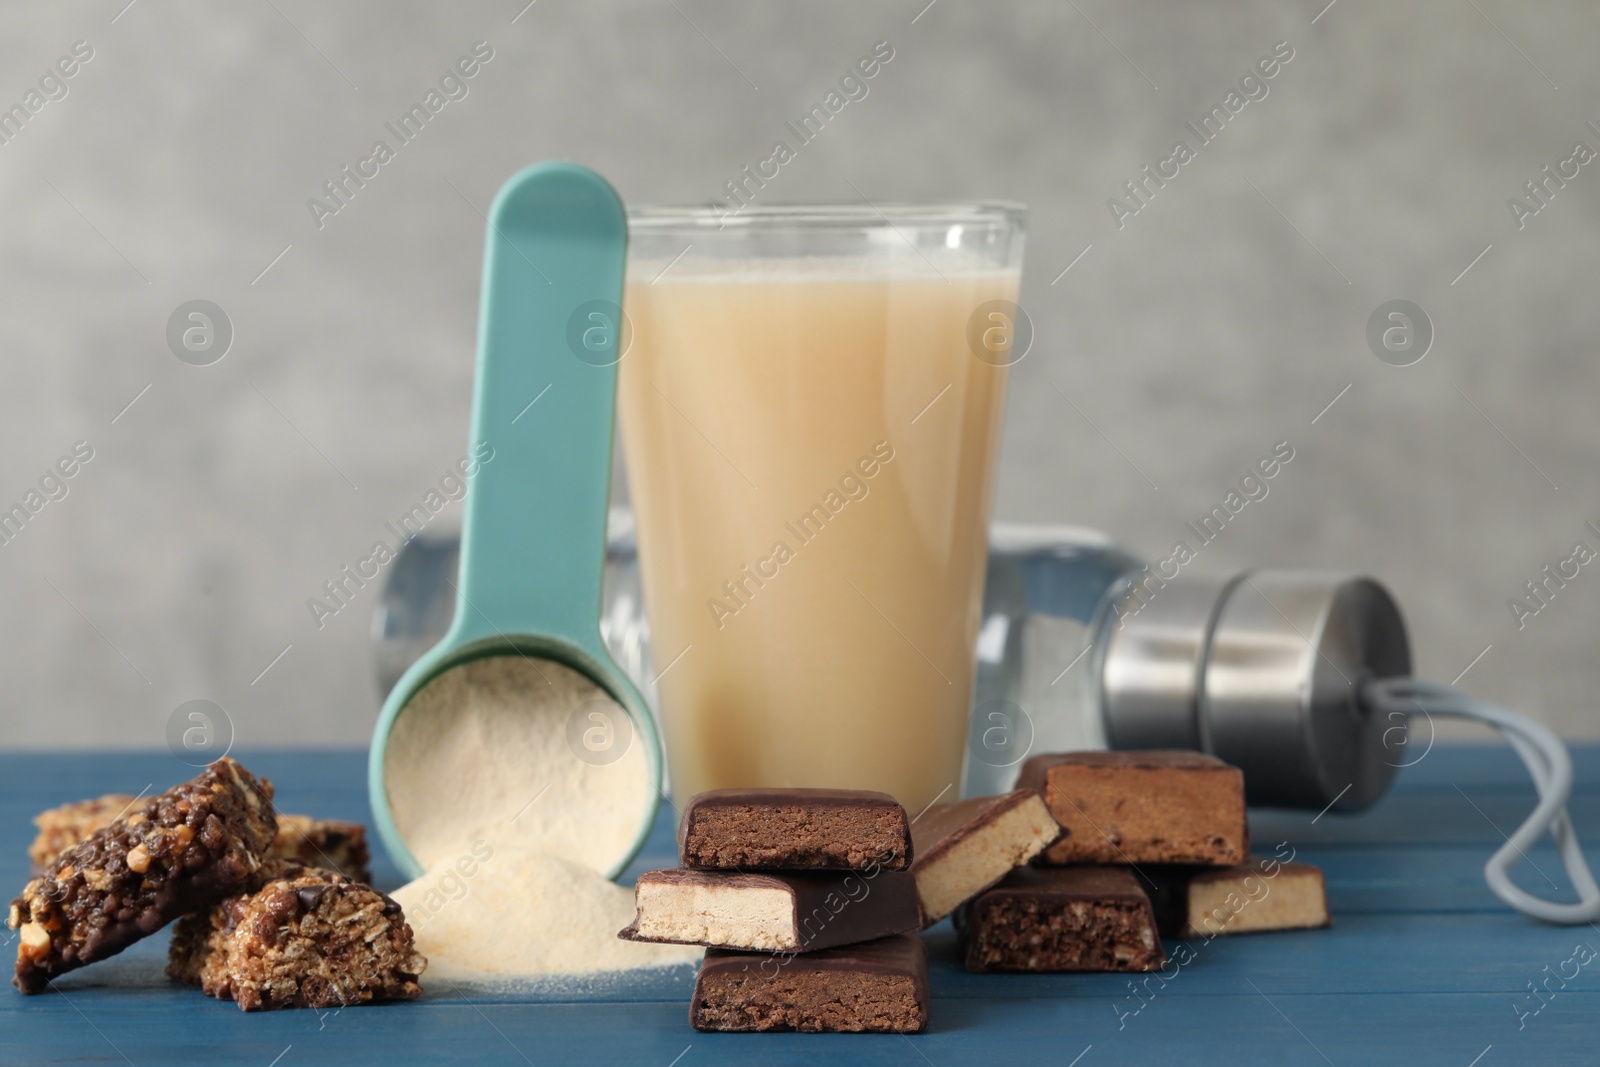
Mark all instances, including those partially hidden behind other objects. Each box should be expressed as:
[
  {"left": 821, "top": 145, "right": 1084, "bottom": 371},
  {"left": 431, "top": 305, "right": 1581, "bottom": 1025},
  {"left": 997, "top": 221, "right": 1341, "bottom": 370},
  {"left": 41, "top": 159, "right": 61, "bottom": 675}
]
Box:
[{"left": 1363, "top": 677, "right": 1600, "bottom": 925}]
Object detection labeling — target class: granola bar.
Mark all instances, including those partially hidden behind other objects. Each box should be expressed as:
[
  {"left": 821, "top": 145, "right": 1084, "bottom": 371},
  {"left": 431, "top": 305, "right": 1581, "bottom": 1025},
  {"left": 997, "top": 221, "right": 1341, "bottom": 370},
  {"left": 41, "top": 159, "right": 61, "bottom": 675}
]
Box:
[
  {"left": 9, "top": 758, "right": 277, "bottom": 993},
  {"left": 167, "top": 866, "right": 425, "bottom": 1011},
  {"left": 28, "top": 795, "right": 138, "bottom": 873},
  {"left": 268, "top": 815, "right": 371, "bottom": 883},
  {"left": 29, "top": 798, "right": 369, "bottom": 883}
]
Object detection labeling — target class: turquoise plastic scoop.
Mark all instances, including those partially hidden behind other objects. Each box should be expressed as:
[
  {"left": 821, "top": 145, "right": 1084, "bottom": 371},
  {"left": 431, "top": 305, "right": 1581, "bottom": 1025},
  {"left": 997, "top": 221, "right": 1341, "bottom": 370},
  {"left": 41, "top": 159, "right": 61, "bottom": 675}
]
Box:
[{"left": 368, "top": 162, "right": 660, "bottom": 881}]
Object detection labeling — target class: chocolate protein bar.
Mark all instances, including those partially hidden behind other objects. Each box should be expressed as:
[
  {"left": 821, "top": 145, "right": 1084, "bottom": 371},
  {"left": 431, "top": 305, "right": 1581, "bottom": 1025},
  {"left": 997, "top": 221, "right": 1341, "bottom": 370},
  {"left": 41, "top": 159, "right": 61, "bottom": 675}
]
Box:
[
  {"left": 619, "top": 867, "right": 920, "bottom": 953},
  {"left": 691, "top": 933, "right": 929, "bottom": 1033},
  {"left": 1153, "top": 857, "right": 1331, "bottom": 938},
  {"left": 961, "top": 865, "right": 1167, "bottom": 973},
  {"left": 910, "top": 789, "right": 1059, "bottom": 926},
  {"left": 678, "top": 788, "right": 912, "bottom": 871},
  {"left": 9, "top": 758, "right": 278, "bottom": 993},
  {"left": 1020, "top": 750, "right": 1248, "bottom": 866}
]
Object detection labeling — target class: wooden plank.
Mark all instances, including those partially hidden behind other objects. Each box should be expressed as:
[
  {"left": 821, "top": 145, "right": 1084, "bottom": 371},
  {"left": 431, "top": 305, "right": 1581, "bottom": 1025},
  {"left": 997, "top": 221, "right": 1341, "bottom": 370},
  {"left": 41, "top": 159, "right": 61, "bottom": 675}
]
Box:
[
  {"left": 2, "top": 990, "right": 1593, "bottom": 1065},
  {"left": 1248, "top": 789, "right": 1600, "bottom": 846},
  {"left": 2, "top": 747, "right": 1598, "bottom": 1066}
]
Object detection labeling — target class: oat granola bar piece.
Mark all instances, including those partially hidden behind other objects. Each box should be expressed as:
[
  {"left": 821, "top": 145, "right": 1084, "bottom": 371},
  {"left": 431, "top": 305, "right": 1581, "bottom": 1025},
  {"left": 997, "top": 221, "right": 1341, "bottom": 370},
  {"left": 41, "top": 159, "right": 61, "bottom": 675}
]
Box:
[
  {"left": 678, "top": 788, "right": 912, "bottom": 871},
  {"left": 168, "top": 866, "right": 425, "bottom": 1011},
  {"left": 8, "top": 758, "right": 277, "bottom": 994},
  {"left": 28, "top": 795, "right": 138, "bottom": 873},
  {"left": 1018, "top": 750, "right": 1248, "bottom": 866},
  {"left": 270, "top": 815, "right": 371, "bottom": 883}
]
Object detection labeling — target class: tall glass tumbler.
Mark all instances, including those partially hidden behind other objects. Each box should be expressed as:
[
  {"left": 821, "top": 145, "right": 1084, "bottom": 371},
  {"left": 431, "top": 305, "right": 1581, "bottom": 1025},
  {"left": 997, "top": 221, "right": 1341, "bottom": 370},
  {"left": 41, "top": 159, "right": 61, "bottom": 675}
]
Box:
[{"left": 620, "top": 203, "right": 1026, "bottom": 813}]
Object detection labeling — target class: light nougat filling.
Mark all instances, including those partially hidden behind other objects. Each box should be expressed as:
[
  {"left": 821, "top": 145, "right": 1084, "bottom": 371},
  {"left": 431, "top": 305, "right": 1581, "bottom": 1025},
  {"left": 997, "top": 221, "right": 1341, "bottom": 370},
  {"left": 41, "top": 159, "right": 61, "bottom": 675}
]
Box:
[
  {"left": 632, "top": 881, "right": 797, "bottom": 949},
  {"left": 916, "top": 794, "right": 1058, "bottom": 924}
]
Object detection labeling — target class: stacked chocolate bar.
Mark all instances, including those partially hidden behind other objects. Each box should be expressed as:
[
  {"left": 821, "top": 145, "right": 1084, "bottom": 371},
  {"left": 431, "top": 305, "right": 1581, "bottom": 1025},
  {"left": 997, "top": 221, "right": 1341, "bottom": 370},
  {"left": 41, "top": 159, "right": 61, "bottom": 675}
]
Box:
[
  {"left": 619, "top": 788, "right": 929, "bottom": 1033},
  {"left": 957, "top": 751, "right": 1329, "bottom": 972}
]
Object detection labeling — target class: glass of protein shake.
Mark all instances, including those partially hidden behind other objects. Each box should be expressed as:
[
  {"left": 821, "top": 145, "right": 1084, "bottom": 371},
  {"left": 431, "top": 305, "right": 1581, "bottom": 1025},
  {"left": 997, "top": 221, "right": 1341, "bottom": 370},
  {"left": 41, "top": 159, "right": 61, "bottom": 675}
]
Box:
[{"left": 620, "top": 202, "right": 1026, "bottom": 813}]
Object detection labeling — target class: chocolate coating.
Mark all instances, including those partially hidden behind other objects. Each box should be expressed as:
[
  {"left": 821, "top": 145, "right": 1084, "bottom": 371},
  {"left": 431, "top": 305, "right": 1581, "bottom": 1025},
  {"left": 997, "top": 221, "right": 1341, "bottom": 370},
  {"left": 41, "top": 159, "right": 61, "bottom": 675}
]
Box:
[{"left": 910, "top": 789, "right": 1049, "bottom": 867}]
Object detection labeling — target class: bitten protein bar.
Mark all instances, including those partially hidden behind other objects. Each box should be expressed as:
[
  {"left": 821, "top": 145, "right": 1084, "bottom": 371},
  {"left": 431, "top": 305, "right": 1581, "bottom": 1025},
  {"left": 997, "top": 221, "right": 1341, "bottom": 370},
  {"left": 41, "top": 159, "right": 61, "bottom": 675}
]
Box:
[
  {"left": 619, "top": 867, "right": 919, "bottom": 952},
  {"left": 910, "top": 789, "right": 1059, "bottom": 926},
  {"left": 961, "top": 866, "right": 1167, "bottom": 973},
  {"left": 1019, "top": 750, "right": 1248, "bottom": 866},
  {"left": 691, "top": 933, "right": 929, "bottom": 1033},
  {"left": 678, "top": 788, "right": 912, "bottom": 871}
]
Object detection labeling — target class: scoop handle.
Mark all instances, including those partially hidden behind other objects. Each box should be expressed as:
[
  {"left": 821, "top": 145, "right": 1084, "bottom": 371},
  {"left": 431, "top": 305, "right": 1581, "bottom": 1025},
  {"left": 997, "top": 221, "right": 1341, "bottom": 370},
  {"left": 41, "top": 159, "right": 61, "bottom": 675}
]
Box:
[{"left": 448, "top": 162, "right": 627, "bottom": 656}]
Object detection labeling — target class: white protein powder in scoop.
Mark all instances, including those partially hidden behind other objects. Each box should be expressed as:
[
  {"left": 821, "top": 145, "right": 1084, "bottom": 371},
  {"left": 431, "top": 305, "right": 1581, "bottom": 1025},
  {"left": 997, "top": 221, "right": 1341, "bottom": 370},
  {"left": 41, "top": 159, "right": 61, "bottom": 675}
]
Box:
[
  {"left": 393, "top": 844, "right": 699, "bottom": 979},
  {"left": 384, "top": 655, "right": 655, "bottom": 876}
]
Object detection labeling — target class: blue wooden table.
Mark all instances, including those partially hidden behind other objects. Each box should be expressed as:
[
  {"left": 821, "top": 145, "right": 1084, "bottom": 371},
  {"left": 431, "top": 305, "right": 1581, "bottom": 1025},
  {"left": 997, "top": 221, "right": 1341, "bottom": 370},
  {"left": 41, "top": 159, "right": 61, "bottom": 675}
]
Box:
[{"left": 2, "top": 747, "right": 1597, "bottom": 1066}]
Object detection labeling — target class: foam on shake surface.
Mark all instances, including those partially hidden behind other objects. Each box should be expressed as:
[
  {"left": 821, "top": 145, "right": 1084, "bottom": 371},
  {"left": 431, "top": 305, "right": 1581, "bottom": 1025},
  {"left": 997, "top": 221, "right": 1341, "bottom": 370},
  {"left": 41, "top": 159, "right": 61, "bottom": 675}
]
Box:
[{"left": 626, "top": 251, "right": 1019, "bottom": 284}]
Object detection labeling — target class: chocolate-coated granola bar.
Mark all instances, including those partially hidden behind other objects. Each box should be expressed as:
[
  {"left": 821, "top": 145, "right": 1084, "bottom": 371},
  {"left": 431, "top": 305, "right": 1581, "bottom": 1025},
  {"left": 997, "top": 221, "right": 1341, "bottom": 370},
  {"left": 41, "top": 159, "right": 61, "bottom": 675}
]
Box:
[
  {"left": 168, "top": 865, "right": 425, "bottom": 1010},
  {"left": 9, "top": 758, "right": 277, "bottom": 993},
  {"left": 28, "top": 795, "right": 139, "bottom": 873},
  {"left": 29, "top": 797, "right": 369, "bottom": 883}
]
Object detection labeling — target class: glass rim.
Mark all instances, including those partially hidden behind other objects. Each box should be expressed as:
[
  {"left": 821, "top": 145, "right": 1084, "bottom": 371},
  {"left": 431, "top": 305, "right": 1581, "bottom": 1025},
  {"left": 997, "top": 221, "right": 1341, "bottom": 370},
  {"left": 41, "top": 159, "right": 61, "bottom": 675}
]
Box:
[{"left": 627, "top": 201, "right": 1027, "bottom": 231}]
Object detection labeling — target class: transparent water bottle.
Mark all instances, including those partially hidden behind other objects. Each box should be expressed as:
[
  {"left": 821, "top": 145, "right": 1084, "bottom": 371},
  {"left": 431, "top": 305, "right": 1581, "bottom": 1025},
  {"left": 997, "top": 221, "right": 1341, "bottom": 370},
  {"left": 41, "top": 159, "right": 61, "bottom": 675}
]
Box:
[{"left": 372, "top": 510, "right": 1412, "bottom": 812}]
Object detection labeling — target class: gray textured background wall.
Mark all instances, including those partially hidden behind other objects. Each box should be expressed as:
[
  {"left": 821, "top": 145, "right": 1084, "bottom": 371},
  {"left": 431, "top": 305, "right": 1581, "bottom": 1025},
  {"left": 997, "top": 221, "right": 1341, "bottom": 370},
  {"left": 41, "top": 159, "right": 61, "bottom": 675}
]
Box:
[{"left": 1, "top": 0, "right": 1596, "bottom": 748}]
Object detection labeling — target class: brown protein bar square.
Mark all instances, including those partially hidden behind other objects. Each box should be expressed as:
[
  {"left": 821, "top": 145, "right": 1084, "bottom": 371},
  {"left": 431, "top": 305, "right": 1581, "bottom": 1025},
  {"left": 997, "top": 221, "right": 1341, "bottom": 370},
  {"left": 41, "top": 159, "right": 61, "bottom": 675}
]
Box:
[
  {"left": 678, "top": 788, "right": 912, "bottom": 871},
  {"left": 8, "top": 758, "right": 278, "bottom": 993},
  {"left": 691, "top": 933, "right": 929, "bottom": 1033},
  {"left": 168, "top": 865, "right": 426, "bottom": 1011},
  {"left": 960, "top": 866, "right": 1167, "bottom": 973},
  {"left": 1019, "top": 750, "right": 1248, "bottom": 866}
]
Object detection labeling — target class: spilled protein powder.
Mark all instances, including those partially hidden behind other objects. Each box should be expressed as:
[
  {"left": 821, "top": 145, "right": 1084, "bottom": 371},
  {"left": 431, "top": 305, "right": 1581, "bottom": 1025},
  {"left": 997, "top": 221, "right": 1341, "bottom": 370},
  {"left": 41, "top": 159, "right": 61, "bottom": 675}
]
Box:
[
  {"left": 384, "top": 655, "right": 676, "bottom": 979},
  {"left": 392, "top": 844, "right": 698, "bottom": 980}
]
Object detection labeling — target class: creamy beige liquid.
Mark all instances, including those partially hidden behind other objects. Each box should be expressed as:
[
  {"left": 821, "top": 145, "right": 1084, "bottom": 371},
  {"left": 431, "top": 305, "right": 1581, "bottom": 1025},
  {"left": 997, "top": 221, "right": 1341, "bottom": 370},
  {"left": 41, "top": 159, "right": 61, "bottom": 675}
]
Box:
[{"left": 619, "top": 265, "right": 1016, "bottom": 813}]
